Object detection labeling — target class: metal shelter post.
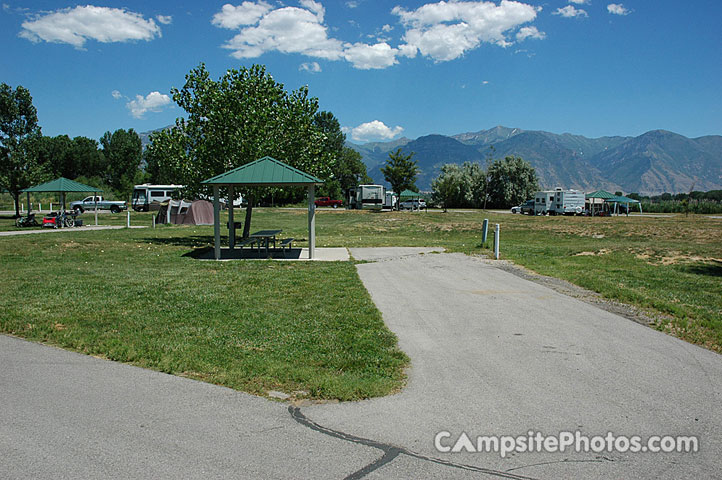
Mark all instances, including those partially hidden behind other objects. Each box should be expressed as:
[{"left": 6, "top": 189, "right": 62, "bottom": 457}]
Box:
[
  {"left": 213, "top": 185, "right": 221, "bottom": 260},
  {"left": 228, "top": 185, "right": 235, "bottom": 249},
  {"left": 308, "top": 184, "right": 315, "bottom": 260},
  {"left": 94, "top": 192, "right": 98, "bottom": 226}
]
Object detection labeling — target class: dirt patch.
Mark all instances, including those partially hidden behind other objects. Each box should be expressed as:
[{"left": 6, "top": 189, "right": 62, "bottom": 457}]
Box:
[{"left": 574, "top": 248, "right": 611, "bottom": 256}]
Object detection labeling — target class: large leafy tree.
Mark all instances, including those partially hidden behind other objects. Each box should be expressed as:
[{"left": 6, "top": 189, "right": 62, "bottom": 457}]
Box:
[
  {"left": 100, "top": 128, "right": 142, "bottom": 197},
  {"left": 0, "top": 83, "right": 42, "bottom": 217},
  {"left": 431, "top": 162, "right": 487, "bottom": 210},
  {"left": 381, "top": 148, "right": 419, "bottom": 209},
  {"left": 486, "top": 155, "right": 538, "bottom": 208},
  {"left": 150, "top": 63, "right": 329, "bottom": 236},
  {"left": 312, "top": 111, "right": 370, "bottom": 200}
]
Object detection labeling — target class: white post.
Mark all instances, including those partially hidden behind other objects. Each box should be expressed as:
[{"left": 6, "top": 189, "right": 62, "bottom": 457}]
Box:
[
  {"left": 50, "top": 202, "right": 53, "bottom": 212},
  {"left": 152, "top": 215, "right": 156, "bottom": 228},
  {"left": 126, "top": 210, "right": 130, "bottom": 228},
  {"left": 308, "top": 184, "right": 316, "bottom": 260},
  {"left": 166, "top": 200, "right": 171, "bottom": 224},
  {"left": 228, "top": 185, "right": 235, "bottom": 249},
  {"left": 494, "top": 223, "right": 500, "bottom": 260},
  {"left": 213, "top": 185, "right": 221, "bottom": 261},
  {"left": 26, "top": 192, "right": 31, "bottom": 213},
  {"left": 39, "top": 203, "right": 41, "bottom": 212}
]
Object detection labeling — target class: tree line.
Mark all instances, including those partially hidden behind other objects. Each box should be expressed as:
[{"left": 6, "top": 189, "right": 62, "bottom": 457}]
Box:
[{"left": 1, "top": 82, "right": 145, "bottom": 216}]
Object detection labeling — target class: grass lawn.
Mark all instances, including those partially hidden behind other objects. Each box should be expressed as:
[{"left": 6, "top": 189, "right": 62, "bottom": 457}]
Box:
[{"left": 0, "top": 208, "right": 720, "bottom": 402}]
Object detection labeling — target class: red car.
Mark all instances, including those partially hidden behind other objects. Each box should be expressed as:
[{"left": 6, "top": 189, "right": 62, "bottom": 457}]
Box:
[{"left": 314, "top": 197, "right": 343, "bottom": 208}]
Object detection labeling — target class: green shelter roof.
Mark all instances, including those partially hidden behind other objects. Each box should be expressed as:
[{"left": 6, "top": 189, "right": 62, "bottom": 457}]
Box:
[
  {"left": 21, "top": 177, "right": 102, "bottom": 193},
  {"left": 202, "top": 156, "right": 322, "bottom": 186},
  {"left": 606, "top": 195, "right": 640, "bottom": 203},
  {"left": 399, "top": 189, "right": 421, "bottom": 199},
  {"left": 585, "top": 190, "right": 616, "bottom": 200}
]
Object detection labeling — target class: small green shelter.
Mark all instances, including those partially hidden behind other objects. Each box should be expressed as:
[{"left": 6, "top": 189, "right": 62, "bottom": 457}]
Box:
[
  {"left": 202, "top": 156, "right": 323, "bottom": 260},
  {"left": 22, "top": 177, "right": 103, "bottom": 224},
  {"left": 585, "top": 190, "right": 616, "bottom": 216}
]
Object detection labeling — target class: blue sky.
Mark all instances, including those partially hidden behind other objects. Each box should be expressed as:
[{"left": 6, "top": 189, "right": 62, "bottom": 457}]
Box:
[{"left": 2, "top": 0, "right": 721, "bottom": 144}]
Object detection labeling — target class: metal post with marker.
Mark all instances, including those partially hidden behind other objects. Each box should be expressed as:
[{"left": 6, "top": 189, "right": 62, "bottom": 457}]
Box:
[
  {"left": 482, "top": 219, "right": 489, "bottom": 245},
  {"left": 494, "top": 223, "right": 500, "bottom": 260}
]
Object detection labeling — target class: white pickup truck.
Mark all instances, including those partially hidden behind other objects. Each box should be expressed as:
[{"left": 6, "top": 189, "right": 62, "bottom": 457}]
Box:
[{"left": 70, "top": 196, "right": 128, "bottom": 214}]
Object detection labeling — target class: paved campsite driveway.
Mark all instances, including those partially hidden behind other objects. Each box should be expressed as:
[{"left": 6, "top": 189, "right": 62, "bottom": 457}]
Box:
[
  {"left": 2, "top": 249, "right": 721, "bottom": 479},
  {"left": 305, "top": 250, "right": 722, "bottom": 479}
]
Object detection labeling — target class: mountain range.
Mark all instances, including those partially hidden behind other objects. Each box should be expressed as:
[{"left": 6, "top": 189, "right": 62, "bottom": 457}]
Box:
[{"left": 347, "top": 126, "right": 722, "bottom": 195}]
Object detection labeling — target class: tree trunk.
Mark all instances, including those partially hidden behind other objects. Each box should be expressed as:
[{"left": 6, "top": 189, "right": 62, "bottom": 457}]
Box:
[
  {"left": 12, "top": 191, "right": 20, "bottom": 218},
  {"left": 242, "top": 195, "right": 254, "bottom": 239}
]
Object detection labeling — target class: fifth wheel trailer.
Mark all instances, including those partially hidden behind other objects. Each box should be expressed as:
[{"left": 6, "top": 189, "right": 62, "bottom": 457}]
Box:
[{"left": 348, "top": 184, "right": 385, "bottom": 210}]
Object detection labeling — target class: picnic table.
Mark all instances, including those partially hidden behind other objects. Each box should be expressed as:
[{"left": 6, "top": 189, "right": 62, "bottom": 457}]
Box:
[{"left": 250, "top": 229, "right": 282, "bottom": 257}]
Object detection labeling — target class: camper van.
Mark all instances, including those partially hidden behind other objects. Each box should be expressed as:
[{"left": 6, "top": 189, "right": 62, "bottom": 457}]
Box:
[
  {"left": 132, "top": 184, "right": 185, "bottom": 211},
  {"left": 348, "top": 184, "right": 385, "bottom": 210},
  {"left": 534, "top": 188, "right": 585, "bottom": 215}
]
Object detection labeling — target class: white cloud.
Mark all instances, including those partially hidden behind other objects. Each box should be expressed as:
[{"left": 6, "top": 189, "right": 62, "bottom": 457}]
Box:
[
  {"left": 19, "top": 5, "right": 162, "bottom": 48},
  {"left": 299, "top": 61, "right": 322, "bottom": 73},
  {"left": 156, "top": 15, "right": 172, "bottom": 25},
  {"left": 553, "top": 5, "right": 588, "bottom": 18},
  {"left": 607, "top": 4, "right": 631, "bottom": 15},
  {"left": 212, "top": 2, "right": 272, "bottom": 29},
  {"left": 568, "top": 0, "right": 589, "bottom": 4},
  {"left": 345, "top": 120, "right": 404, "bottom": 142},
  {"left": 482, "top": 80, "right": 490, "bottom": 85},
  {"left": 126, "top": 91, "right": 172, "bottom": 119},
  {"left": 346, "top": 1, "right": 358, "bottom": 8},
  {"left": 393, "top": 0, "right": 541, "bottom": 62},
  {"left": 111, "top": 90, "right": 124, "bottom": 100},
  {"left": 343, "top": 42, "right": 398, "bottom": 69},
  {"left": 213, "top": 1, "right": 543, "bottom": 69},
  {"left": 516, "top": 26, "right": 545, "bottom": 41},
  {"left": 219, "top": 3, "right": 344, "bottom": 60}
]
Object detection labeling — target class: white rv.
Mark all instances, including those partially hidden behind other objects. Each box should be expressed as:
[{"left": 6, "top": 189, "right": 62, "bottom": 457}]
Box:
[
  {"left": 348, "top": 184, "right": 385, "bottom": 210},
  {"left": 534, "top": 188, "right": 585, "bottom": 215},
  {"left": 383, "top": 191, "right": 397, "bottom": 210},
  {"left": 132, "top": 184, "right": 185, "bottom": 211},
  {"left": 534, "top": 190, "right": 556, "bottom": 215}
]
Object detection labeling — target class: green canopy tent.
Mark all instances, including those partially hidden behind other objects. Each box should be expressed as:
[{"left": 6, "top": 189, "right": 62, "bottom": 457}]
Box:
[
  {"left": 399, "top": 189, "right": 422, "bottom": 200},
  {"left": 202, "top": 156, "right": 323, "bottom": 260},
  {"left": 21, "top": 177, "right": 103, "bottom": 225},
  {"left": 606, "top": 195, "right": 643, "bottom": 215},
  {"left": 585, "top": 190, "right": 616, "bottom": 216},
  {"left": 398, "top": 189, "right": 425, "bottom": 211}
]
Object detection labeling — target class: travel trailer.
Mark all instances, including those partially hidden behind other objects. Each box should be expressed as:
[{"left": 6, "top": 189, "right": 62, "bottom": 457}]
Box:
[{"left": 534, "top": 188, "right": 585, "bottom": 215}]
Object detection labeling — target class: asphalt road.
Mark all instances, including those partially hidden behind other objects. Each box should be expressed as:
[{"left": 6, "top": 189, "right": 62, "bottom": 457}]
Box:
[{"left": 2, "top": 249, "right": 720, "bottom": 479}]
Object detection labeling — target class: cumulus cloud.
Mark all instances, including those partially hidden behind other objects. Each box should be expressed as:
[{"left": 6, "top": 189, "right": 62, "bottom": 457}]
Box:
[
  {"left": 212, "top": 1, "right": 544, "bottom": 69},
  {"left": 568, "top": 0, "right": 589, "bottom": 4},
  {"left": 212, "top": 2, "right": 272, "bottom": 29},
  {"left": 343, "top": 42, "right": 399, "bottom": 69},
  {"left": 218, "top": 2, "right": 344, "bottom": 61},
  {"left": 607, "top": 4, "right": 631, "bottom": 15},
  {"left": 553, "top": 5, "right": 588, "bottom": 18},
  {"left": 299, "top": 61, "right": 322, "bottom": 73},
  {"left": 19, "top": 5, "right": 162, "bottom": 48},
  {"left": 126, "top": 92, "right": 172, "bottom": 119},
  {"left": 345, "top": 120, "right": 404, "bottom": 142},
  {"left": 156, "top": 15, "right": 172, "bottom": 25},
  {"left": 516, "top": 26, "right": 545, "bottom": 41},
  {"left": 111, "top": 90, "right": 124, "bottom": 100},
  {"left": 393, "top": 0, "right": 541, "bottom": 61}
]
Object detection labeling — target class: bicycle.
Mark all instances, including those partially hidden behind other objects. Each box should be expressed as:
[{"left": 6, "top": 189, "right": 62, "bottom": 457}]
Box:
[{"left": 15, "top": 212, "right": 39, "bottom": 228}]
